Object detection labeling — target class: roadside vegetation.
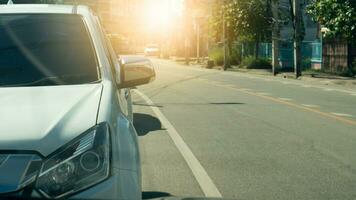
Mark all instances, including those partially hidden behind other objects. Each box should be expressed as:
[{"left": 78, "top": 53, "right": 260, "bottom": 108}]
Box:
[
  {"left": 208, "top": 0, "right": 273, "bottom": 68},
  {"left": 206, "top": 0, "right": 355, "bottom": 77},
  {"left": 208, "top": 46, "right": 224, "bottom": 66}
]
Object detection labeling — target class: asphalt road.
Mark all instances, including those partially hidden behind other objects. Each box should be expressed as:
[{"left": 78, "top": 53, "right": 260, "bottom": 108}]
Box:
[{"left": 133, "top": 58, "right": 356, "bottom": 200}]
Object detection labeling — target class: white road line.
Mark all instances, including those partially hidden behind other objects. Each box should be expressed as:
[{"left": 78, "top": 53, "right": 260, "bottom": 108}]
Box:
[
  {"left": 240, "top": 88, "right": 253, "bottom": 91},
  {"left": 209, "top": 81, "right": 219, "bottom": 84},
  {"left": 301, "top": 104, "right": 320, "bottom": 108},
  {"left": 223, "top": 84, "right": 236, "bottom": 87},
  {"left": 350, "top": 93, "right": 356, "bottom": 96},
  {"left": 256, "top": 92, "right": 272, "bottom": 96},
  {"left": 323, "top": 88, "right": 334, "bottom": 91},
  {"left": 278, "top": 97, "right": 293, "bottom": 101},
  {"left": 330, "top": 113, "right": 353, "bottom": 117},
  {"left": 301, "top": 85, "right": 312, "bottom": 88},
  {"left": 133, "top": 89, "right": 222, "bottom": 198}
]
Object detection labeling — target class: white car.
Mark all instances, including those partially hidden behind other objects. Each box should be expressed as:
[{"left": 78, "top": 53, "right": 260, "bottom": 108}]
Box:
[
  {"left": 144, "top": 44, "right": 160, "bottom": 56},
  {"left": 0, "top": 4, "right": 155, "bottom": 200}
]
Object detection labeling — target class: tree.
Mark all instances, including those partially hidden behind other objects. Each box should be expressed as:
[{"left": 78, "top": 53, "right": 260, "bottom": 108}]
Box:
[
  {"left": 210, "top": 0, "right": 273, "bottom": 59},
  {"left": 231, "top": 0, "right": 273, "bottom": 59},
  {"left": 307, "top": 0, "right": 356, "bottom": 42}
]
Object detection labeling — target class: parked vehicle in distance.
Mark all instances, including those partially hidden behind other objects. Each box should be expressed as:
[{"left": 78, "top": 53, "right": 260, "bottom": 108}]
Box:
[
  {"left": 144, "top": 44, "right": 160, "bottom": 56},
  {"left": 0, "top": 4, "right": 155, "bottom": 200}
]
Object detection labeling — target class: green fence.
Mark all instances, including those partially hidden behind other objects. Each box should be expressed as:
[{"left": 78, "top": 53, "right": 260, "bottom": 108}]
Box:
[
  {"left": 234, "top": 41, "right": 322, "bottom": 69},
  {"left": 311, "top": 42, "right": 322, "bottom": 62}
]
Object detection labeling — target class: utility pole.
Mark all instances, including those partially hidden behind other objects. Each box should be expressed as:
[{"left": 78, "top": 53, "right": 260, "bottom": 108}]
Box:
[
  {"left": 293, "top": 0, "right": 302, "bottom": 78},
  {"left": 184, "top": 12, "right": 191, "bottom": 65},
  {"left": 196, "top": 18, "right": 200, "bottom": 63},
  {"left": 271, "top": 0, "right": 280, "bottom": 75},
  {"left": 223, "top": 10, "right": 230, "bottom": 70}
]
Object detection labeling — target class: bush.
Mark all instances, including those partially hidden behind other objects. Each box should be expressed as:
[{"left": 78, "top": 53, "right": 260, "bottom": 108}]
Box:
[
  {"left": 301, "top": 58, "right": 312, "bottom": 70},
  {"left": 206, "top": 60, "right": 215, "bottom": 69},
  {"left": 209, "top": 47, "right": 224, "bottom": 66},
  {"left": 240, "top": 56, "right": 272, "bottom": 69},
  {"left": 230, "top": 45, "right": 242, "bottom": 65},
  {"left": 337, "top": 69, "right": 354, "bottom": 77},
  {"left": 352, "top": 58, "right": 356, "bottom": 75},
  {"left": 337, "top": 58, "right": 356, "bottom": 77}
]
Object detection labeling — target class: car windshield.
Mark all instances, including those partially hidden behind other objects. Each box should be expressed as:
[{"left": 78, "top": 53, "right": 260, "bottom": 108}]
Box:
[{"left": 0, "top": 14, "right": 99, "bottom": 87}]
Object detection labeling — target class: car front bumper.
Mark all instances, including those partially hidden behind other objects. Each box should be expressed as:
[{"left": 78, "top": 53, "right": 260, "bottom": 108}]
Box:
[
  {"left": 71, "top": 168, "right": 141, "bottom": 200},
  {"left": 1, "top": 168, "right": 141, "bottom": 200}
]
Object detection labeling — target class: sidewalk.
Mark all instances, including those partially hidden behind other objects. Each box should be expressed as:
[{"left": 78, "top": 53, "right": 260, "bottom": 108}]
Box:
[
  {"left": 171, "top": 58, "right": 356, "bottom": 91},
  {"left": 230, "top": 66, "right": 356, "bottom": 91}
]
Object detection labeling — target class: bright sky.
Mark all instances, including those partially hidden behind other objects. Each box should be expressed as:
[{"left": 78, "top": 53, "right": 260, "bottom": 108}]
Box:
[{"left": 143, "top": 0, "right": 183, "bottom": 30}]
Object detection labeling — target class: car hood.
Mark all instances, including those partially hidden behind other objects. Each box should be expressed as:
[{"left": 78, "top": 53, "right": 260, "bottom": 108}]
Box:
[{"left": 0, "top": 83, "right": 103, "bottom": 157}]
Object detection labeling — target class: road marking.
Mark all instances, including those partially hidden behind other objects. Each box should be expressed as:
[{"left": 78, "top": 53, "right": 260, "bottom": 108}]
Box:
[
  {"left": 240, "top": 88, "right": 253, "bottom": 91},
  {"left": 133, "top": 89, "right": 222, "bottom": 198},
  {"left": 331, "top": 113, "right": 353, "bottom": 117},
  {"left": 323, "top": 88, "right": 334, "bottom": 91},
  {"left": 350, "top": 93, "right": 356, "bottom": 96},
  {"left": 223, "top": 84, "right": 236, "bottom": 87},
  {"left": 301, "top": 85, "right": 312, "bottom": 88},
  {"left": 301, "top": 104, "right": 320, "bottom": 108},
  {"left": 198, "top": 79, "right": 356, "bottom": 126},
  {"left": 256, "top": 92, "right": 272, "bottom": 96},
  {"left": 278, "top": 97, "right": 293, "bottom": 101},
  {"left": 209, "top": 80, "right": 219, "bottom": 84}
]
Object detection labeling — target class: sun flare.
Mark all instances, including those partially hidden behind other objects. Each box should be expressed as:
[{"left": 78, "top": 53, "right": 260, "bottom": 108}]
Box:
[{"left": 143, "top": 0, "right": 182, "bottom": 31}]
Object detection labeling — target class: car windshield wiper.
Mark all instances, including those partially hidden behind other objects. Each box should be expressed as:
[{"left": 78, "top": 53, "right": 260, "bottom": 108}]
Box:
[{"left": 0, "top": 74, "right": 101, "bottom": 87}]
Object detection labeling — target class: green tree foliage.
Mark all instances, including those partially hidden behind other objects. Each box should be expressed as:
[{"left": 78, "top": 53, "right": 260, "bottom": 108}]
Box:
[
  {"left": 307, "top": 0, "right": 356, "bottom": 42},
  {"left": 210, "top": 0, "right": 273, "bottom": 58}
]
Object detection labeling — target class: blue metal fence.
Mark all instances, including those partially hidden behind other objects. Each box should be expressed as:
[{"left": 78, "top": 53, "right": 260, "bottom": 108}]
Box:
[
  {"left": 238, "top": 41, "right": 322, "bottom": 69},
  {"left": 311, "top": 42, "right": 322, "bottom": 62}
]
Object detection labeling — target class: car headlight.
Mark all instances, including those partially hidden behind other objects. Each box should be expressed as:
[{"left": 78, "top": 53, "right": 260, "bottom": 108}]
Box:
[{"left": 36, "top": 123, "right": 110, "bottom": 199}]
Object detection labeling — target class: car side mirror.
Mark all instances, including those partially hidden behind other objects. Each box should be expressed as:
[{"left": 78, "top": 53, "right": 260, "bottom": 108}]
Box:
[{"left": 118, "top": 56, "right": 155, "bottom": 88}]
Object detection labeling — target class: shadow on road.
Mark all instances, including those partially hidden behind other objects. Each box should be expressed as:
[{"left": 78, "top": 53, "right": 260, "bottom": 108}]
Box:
[
  {"left": 134, "top": 101, "right": 245, "bottom": 107},
  {"left": 310, "top": 74, "right": 356, "bottom": 80},
  {"left": 133, "top": 102, "right": 163, "bottom": 108},
  {"left": 133, "top": 113, "right": 165, "bottom": 136},
  {"left": 142, "top": 191, "right": 172, "bottom": 199},
  {"left": 209, "top": 102, "right": 245, "bottom": 105}
]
